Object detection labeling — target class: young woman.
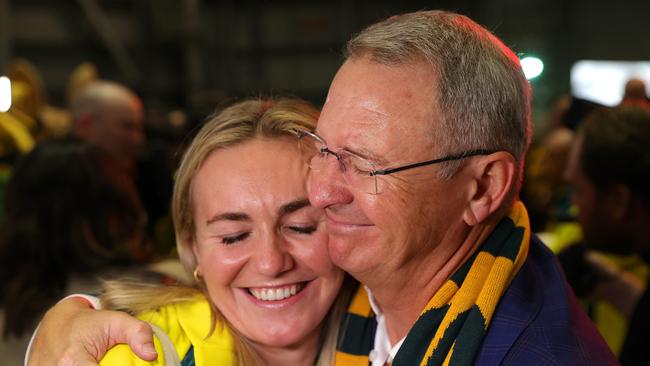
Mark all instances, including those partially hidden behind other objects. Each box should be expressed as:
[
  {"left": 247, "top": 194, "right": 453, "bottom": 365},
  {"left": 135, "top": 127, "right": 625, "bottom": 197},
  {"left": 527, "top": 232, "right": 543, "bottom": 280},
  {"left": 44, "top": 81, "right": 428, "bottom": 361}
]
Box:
[{"left": 42, "top": 97, "right": 356, "bottom": 366}]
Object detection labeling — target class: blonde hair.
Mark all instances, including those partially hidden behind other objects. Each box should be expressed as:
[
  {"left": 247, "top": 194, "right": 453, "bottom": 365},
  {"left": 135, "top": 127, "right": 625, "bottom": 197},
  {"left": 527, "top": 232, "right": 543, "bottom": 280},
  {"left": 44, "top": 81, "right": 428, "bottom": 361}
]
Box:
[{"left": 101, "top": 97, "right": 355, "bottom": 365}]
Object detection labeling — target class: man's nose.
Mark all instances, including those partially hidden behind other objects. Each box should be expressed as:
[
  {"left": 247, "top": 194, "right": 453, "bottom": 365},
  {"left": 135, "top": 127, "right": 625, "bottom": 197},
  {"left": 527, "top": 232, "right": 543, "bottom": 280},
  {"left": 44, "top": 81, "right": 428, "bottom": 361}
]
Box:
[
  {"left": 252, "top": 233, "right": 295, "bottom": 277},
  {"left": 307, "top": 160, "right": 354, "bottom": 209}
]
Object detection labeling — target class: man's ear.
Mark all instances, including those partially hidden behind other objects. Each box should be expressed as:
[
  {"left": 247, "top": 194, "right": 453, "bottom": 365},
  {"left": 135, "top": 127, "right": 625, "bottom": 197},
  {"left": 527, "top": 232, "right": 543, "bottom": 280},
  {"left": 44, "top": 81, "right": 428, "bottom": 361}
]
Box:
[{"left": 463, "top": 152, "right": 517, "bottom": 226}]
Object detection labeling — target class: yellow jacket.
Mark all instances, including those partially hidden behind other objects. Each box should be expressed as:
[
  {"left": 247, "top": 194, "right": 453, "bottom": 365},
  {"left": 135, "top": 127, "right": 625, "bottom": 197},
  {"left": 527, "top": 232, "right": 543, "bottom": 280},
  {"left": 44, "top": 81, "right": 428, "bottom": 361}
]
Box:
[{"left": 100, "top": 296, "right": 237, "bottom": 365}]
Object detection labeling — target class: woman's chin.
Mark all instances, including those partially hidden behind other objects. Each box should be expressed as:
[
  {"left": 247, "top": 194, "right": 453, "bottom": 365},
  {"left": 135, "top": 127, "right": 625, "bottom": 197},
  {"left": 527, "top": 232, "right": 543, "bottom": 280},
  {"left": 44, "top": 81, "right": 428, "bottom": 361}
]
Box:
[{"left": 245, "top": 320, "right": 322, "bottom": 352}]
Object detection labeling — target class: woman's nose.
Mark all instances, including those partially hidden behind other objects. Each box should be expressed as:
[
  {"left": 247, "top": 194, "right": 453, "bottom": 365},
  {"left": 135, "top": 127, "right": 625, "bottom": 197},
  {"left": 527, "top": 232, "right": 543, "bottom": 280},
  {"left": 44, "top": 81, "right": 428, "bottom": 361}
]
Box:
[{"left": 252, "top": 234, "right": 295, "bottom": 277}]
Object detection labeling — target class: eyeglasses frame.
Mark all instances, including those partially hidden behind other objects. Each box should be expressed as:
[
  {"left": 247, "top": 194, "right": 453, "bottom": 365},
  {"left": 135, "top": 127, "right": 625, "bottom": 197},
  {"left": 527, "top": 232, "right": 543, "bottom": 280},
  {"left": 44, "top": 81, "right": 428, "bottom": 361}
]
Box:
[{"left": 295, "top": 129, "right": 493, "bottom": 177}]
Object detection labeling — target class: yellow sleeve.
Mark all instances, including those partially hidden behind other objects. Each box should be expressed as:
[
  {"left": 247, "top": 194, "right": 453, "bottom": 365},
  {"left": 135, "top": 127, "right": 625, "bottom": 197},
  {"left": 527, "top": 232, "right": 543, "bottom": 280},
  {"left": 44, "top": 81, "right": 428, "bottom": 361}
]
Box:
[
  {"left": 100, "top": 343, "right": 164, "bottom": 366},
  {"left": 99, "top": 322, "right": 182, "bottom": 366},
  {"left": 100, "top": 304, "right": 190, "bottom": 366},
  {"left": 99, "top": 297, "right": 238, "bottom": 366}
]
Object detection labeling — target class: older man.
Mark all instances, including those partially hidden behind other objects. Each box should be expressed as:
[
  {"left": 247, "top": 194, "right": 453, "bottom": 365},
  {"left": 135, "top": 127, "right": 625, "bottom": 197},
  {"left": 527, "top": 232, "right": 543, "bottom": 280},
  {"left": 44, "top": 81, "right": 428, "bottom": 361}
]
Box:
[
  {"left": 302, "top": 11, "right": 614, "bottom": 365},
  {"left": 28, "top": 11, "right": 615, "bottom": 366}
]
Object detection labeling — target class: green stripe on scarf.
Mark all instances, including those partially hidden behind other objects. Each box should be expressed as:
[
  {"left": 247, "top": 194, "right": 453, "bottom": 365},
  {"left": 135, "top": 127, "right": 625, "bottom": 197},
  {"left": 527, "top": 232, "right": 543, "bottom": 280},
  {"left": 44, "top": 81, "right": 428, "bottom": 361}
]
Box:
[{"left": 335, "top": 201, "right": 530, "bottom": 366}]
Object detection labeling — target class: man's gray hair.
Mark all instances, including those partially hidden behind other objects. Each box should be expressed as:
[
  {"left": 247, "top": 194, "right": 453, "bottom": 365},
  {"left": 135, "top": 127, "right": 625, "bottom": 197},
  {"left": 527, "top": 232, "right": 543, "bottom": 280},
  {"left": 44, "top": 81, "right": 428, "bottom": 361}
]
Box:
[{"left": 346, "top": 10, "right": 531, "bottom": 179}]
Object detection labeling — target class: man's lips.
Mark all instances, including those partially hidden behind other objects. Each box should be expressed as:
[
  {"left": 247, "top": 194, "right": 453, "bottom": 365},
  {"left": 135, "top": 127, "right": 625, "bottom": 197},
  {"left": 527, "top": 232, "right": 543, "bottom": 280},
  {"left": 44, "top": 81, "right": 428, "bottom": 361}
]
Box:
[{"left": 324, "top": 210, "right": 374, "bottom": 231}]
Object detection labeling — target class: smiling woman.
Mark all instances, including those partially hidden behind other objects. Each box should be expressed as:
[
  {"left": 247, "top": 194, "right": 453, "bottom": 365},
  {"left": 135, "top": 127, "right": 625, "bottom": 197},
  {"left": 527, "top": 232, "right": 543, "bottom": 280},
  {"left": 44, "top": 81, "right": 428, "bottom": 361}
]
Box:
[{"left": 96, "top": 97, "right": 356, "bottom": 366}]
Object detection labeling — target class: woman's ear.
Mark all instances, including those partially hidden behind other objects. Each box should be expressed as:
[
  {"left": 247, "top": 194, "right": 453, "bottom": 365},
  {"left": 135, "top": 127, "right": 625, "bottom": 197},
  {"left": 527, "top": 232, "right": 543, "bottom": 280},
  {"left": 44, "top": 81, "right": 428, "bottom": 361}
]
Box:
[{"left": 463, "top": 152, "right": 517, "bottom": 226}]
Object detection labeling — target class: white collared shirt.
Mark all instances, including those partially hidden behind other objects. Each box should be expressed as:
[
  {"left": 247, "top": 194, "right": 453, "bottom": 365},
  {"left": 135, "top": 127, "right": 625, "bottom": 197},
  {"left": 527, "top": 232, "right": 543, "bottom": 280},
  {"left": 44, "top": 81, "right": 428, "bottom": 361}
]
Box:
[{"left": 367, "top": 287, "right": 406, "bottom": 366}]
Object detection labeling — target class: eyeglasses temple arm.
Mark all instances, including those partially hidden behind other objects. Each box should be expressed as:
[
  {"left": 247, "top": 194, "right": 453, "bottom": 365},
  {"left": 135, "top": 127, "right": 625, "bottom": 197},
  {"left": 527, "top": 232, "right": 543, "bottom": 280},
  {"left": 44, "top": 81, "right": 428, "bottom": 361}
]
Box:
[{"left": 370, "top": 149, "right": 493, "bottom": 176}]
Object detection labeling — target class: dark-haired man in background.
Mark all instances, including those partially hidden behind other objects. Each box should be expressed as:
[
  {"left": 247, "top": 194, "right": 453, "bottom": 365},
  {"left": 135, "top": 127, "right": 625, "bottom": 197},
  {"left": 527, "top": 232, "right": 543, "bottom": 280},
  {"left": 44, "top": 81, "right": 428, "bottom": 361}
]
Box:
[{"left": 565, "top": 106, "right": 650, "bottom": 365}]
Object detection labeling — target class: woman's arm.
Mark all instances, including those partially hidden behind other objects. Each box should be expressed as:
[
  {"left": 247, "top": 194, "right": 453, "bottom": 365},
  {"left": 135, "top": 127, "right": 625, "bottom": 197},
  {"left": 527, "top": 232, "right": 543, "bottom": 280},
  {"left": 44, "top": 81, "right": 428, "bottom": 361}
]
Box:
[{"left": 26, "top": 296, "right": 158, "bottom": 366}]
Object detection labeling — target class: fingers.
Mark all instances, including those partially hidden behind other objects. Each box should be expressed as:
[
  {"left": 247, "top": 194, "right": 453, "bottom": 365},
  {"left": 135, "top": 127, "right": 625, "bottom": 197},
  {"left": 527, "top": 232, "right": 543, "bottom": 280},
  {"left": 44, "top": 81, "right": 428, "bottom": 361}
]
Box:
[
  {"left": 28, "top": 337, "right": 99, "bottom": 366},
  {"left": 56, "top": 350, "right": 100, "bottom": 366},
  {"left": 27, "top": 297, "right": 101, "bottom": 366},
  {"left": 106, "top": 312, "right": 157, "bottom": 361},
  {"left": 26, "top": 297, "right": 158, "bottom": 365}
]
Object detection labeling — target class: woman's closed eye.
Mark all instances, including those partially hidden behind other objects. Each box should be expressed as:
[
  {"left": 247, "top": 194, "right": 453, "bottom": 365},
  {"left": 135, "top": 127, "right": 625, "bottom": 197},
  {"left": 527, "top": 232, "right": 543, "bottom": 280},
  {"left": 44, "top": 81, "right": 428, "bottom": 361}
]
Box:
[
  {"left": 222, "top": 232, "right": 251, "bottom": 245},
  {"left": 287, "top": 225, "right": 317, "bottom": 235}
]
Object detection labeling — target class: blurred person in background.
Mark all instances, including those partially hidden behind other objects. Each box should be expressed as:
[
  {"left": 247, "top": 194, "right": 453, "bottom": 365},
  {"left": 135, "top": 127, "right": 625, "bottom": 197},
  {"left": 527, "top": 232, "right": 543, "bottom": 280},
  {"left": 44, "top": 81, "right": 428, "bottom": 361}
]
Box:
[
  {"left": 71, "top": 80, "right": 144, "bottom": 173},
  {"left": 0, "top": 138, "right": 163, "bottom": 364},
  {"left": 564, "top": 106, "right": 650, "bottom": 365},
  {"left": 619, "top": 78, "right": 650, "bottom": 110},
  {"left": 71, "top": 80, "right": 174, "bottom": 257},
  {"left": 522, "top": 125, "right": 575, "bottom": 238}
]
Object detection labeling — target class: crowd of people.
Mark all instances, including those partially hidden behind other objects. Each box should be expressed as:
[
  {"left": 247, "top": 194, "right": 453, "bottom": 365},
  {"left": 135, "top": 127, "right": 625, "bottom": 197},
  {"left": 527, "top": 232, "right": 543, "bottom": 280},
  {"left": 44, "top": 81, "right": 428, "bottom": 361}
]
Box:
[
  {"left": 522, "top": 78, "right": 650, "bottom": 362},
  {"left": 1, "top": 8, "right": 648, "bottom": 366},
  {"left": 0, "top": 63, "right": 183, "bottom": 363}
]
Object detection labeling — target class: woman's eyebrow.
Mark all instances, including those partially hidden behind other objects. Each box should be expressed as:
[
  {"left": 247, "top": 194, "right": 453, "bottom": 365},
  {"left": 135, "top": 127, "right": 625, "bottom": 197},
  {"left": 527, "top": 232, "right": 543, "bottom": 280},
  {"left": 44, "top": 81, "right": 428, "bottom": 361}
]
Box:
[
  {"left": 206, "top": 212, "right": 250, "bottom": 225},
  {"left": 279, "top": 199, "right": 311, "bottom": 215}
]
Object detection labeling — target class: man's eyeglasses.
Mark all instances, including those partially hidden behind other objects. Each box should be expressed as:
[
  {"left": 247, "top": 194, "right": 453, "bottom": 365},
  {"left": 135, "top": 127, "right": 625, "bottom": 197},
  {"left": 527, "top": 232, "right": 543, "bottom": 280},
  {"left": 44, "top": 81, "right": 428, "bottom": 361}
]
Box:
[{"left": 296, "top": 130, "right": 492, "bottom": 194}]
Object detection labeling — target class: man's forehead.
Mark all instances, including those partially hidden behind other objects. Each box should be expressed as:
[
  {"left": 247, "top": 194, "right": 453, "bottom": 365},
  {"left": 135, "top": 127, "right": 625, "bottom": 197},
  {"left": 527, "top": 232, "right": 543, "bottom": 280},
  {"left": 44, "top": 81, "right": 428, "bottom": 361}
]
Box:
[
  {"left": 318, "top": 94, "right": 390, "bottom": 136},
  {"left": 316, "top": 56, "right": 439, "bottom": 159},
  {"left": 317, "top": 102, "right": 434, "bottom": 153},
  {"left": 320, "top": 84, "right": 392, "bottom": 123},
  {"left": 101, "top": 96, "right": 142, "bottom": 118},
  {"left": 322, "top": 59, "right": 436, "bottom": 119},
  {"left": 317, "top": 117, "right": 430, "bottom": 165}
]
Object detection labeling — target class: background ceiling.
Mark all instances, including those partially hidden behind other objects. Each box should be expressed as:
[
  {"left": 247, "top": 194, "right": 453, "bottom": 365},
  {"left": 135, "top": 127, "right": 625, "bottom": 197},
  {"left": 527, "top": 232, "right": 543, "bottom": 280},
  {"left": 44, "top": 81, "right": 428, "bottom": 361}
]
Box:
[{"left": 1, "top": 0, "right": 649, "bottom": 132}]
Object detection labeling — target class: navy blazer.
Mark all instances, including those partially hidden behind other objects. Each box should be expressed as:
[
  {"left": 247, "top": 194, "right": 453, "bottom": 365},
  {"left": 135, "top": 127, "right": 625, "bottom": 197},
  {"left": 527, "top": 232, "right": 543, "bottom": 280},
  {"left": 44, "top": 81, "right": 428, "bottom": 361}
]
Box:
[{"left": 475, "top": 236, "right": 619, "bottom": 365}]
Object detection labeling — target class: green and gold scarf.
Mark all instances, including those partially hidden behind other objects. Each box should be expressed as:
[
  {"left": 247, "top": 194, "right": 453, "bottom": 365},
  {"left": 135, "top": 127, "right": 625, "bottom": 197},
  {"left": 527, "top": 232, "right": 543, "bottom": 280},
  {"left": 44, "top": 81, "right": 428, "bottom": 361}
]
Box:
[{"left": 335, "top": 201, "right": 531, "bottom": 366}]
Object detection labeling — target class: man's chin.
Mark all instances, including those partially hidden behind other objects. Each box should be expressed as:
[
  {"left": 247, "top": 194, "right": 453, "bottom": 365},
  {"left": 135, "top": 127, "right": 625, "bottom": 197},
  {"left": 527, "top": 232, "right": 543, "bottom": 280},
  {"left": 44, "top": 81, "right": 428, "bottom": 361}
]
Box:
[
  {"left": 327, "top": 235, "right": 379, "bottom": 276},
  {"left": 327, "top": 236, "right": 355, "bottom": 266}
]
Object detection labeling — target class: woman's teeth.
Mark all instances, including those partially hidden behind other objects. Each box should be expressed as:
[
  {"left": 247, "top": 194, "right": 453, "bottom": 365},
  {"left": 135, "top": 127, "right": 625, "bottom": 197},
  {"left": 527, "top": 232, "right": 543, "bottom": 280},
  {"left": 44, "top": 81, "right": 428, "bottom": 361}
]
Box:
[{"left": 249, "top": 283, "right": 303, "bottom": 301}]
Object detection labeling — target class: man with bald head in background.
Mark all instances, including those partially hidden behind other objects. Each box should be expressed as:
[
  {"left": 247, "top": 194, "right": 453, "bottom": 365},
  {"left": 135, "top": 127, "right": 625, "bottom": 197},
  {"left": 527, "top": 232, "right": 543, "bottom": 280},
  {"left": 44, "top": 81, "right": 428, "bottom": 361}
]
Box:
[
  {"left": 29, "top": 10, "right": 616, "bottom": 366},
  {"left": 70, "top": 81, "right": 152, "bottom": 260},
  {"left": 71, "top": 81, "right": 145, "bottom": 172}
]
